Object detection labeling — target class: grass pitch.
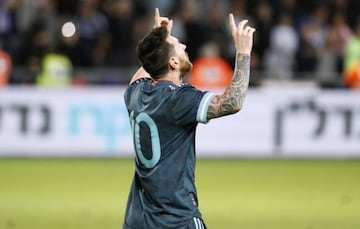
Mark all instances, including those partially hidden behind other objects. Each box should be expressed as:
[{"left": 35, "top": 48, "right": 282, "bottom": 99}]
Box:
[{"left": 0, "top": 158, "right": 360, "bottom": 229}]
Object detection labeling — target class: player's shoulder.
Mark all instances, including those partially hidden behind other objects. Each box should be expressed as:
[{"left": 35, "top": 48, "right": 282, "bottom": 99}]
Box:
[
  {"left": 125, "top": 78, "right": 151, "bottom": 93},
  {"left": 178, "top": 82, "right": 193, "bottom": 88},
  {"left": 152, "top": 81, "right": 197, "bottom": 95},
  {"left": 173, "top": 82, "right": 200, "bottom": 96},
  {"left": 170, "top": 82, "right": 206, "bottom": 104},
  {"left": 124, "top": 78, "right": 151, "bottom": 100},
  {"left": 130, "top": 77, "right": 152, "bottom": 86},
  {"left": 165, "top": 82, "right": 192, "bottom": 92}
]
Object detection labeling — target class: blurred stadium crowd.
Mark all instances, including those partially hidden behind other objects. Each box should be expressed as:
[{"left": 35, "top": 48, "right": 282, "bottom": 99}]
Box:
[{"left": 0, "top": 0, "right": 360, "bottom": 87}]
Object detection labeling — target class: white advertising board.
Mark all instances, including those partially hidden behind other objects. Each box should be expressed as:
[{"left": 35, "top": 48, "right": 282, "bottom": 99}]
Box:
[
  {"left": 0, "top": 87, "right": 359, "bottom": 157},
  {"left": 0, "top": 87, "right": 133, "bottom": 156},
  {"left": 197, "top": 88, "right": 360, "bottom": 157}
]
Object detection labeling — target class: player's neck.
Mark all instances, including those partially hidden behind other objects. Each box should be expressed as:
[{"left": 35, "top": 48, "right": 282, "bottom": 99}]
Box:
[{"left": 154, "top": 72, "right": 182, "bottom": 85}]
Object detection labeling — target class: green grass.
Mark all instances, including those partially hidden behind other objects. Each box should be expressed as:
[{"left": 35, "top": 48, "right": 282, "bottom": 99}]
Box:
[{"left": 0, "top": 158, "right": 360, "bottom": 229}]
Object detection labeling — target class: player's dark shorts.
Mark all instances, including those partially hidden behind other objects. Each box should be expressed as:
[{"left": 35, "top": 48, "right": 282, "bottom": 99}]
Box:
[
  {"left": 123, "top": 217, "right": 206, "bottom": 229},
  {"left": 186, "top": 217, "right": 207, "bottom": 229}
]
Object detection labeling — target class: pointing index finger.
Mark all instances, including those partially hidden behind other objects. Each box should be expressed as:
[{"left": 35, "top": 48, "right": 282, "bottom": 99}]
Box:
[
  {"left": 155, "top": 8, "right": 160, "bottom": 26},
  {"left": 229, "top": 13, "right": 236, "bottom": 32}
]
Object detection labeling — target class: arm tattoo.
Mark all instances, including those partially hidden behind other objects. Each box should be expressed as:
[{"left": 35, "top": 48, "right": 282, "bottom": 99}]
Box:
[{"left": 207, "top": 53, "right": 250, "bottom": 120}]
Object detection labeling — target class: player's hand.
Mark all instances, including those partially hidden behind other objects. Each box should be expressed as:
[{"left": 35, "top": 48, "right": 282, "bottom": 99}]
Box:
[
  {"left": 229, "top": 14, "right": 255, "bottom": 55},
  {"left": 154, "top": 8, "right": 173, "bottom": 34}
]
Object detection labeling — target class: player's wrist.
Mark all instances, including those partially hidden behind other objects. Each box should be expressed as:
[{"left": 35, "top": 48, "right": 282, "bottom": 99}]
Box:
[{"left": 236, "top": 52, "right": 251, "bottom": 57}]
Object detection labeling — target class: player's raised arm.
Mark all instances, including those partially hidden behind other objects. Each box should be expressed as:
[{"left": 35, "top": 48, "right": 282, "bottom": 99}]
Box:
[
  {"left": 207, "top": 14, "right": 255, "bottom": 120},
  {"left": 129, "top": 8, "right": 173, "bottom": 84}
]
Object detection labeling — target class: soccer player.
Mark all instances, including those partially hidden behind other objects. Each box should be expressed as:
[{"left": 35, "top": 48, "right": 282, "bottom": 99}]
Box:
[{"left": 123, "top": 8, "right": 255, "bottom": 229}]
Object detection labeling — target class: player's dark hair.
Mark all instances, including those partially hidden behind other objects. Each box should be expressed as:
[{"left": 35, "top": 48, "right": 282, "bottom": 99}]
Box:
[{"left": 136, "top": 26, "right": 174, "bottom": 79}]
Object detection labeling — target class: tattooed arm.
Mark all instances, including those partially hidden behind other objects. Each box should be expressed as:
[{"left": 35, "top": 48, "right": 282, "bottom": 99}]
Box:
[
  {"left": 207, "top": 15, "right": 255, "bottom": 120},
  {"left": 207, "top": 53, "right": 250, "bottom": 119}
]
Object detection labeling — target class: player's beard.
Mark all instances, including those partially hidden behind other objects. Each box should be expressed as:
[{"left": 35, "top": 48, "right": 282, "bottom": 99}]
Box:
[{"left": 179, "top": 54, "right": 193, "bottom": 80}]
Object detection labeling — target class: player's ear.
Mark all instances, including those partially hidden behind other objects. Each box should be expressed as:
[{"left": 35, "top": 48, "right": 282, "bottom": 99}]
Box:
[{"left": 169, "top": 56, "right": 179, "bottom": 70}]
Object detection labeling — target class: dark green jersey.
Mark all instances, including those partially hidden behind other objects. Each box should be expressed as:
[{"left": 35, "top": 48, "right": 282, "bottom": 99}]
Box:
[{"left": 123, "top": 78, "right": 214, "bottom": 229}]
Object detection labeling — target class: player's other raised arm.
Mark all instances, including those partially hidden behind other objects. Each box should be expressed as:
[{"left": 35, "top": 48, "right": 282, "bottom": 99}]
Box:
[{"left": 207, "top": 14, "right": 255, "bottom": 120}]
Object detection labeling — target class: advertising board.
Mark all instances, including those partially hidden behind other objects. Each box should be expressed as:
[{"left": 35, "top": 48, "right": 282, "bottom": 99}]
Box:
[{"left": 1, "top": 87, "right": 359, "bottom": 157}]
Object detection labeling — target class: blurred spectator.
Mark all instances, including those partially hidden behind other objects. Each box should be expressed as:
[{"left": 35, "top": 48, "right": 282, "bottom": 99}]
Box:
[
  {"left": 252, "top": 0, "right": 273, "bottom": 70},
  {"left": 0, "top": 48, "right": 11, "bottom": 86},
  {"left": 36, "top": 52, "right": 72, "bottom": 87},
  {"left": 57, "top": 21, "right": 81, "bottom": 67},
  {"left": 316, "top": 10, "right": 352, "bottom": 86},
  {"left": 343, "top": 19, "right": 360, "bottom": 89},
  {"left": 16, "top": 21, "right": 53, "bottom": 84},
  {"left": 326, "top": 10, "right": 352, "bottom": 72},
  {"left": 31, "top": 0, "right": 59, "bottom": 52},
  {"left": 264, "top": 13, "right": 298, "bottom": 80},
  {"left": 203, "top": 0, "right": 231, "bottom": 60},
  {"left": 0, "top": 0, "right": 359, "bottom": 86},
  {"left": 35, "top": 18, "right": 75, "bottom": 87},
  {"left": 16, "top": 0, "right": 37, "bottom": 33},
  {"left": 172, "top": 0, "right": 207, "bottom": 61},
  {"left": 315, "top": 37, "right": 341, "bottom": 87},
  {"left": 296, "top": 3, "right": 329, "bottom": 74},
  {"left": 0, "top": 0, "right": 20, "bottom": 59},
  {"left": 73, "top": 0, "right": 110, "bottom": 66},
  {"left": 189, "top": 42, "right": 233, "bottom": 88},
  {"left": 103, "top": 0, "right": 137, "bottom": 67}
]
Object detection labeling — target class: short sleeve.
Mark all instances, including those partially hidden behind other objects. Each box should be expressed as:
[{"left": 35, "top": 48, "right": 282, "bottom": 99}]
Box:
[
  {"left": 172, "top": 85, "right": 215, "bottom": 126},
  {"left": 196, "top": 91, "right": 215, "bottom": 123}
]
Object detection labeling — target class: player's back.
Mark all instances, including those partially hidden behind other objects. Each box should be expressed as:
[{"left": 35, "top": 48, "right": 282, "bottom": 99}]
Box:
[{"left": 123, "top": 78, "right": 210, "bottom": 228}]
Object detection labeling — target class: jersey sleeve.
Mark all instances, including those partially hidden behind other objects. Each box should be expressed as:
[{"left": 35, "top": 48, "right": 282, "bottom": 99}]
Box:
[{"left": 172, "top": 84, "right": 215, "bottom": 126}]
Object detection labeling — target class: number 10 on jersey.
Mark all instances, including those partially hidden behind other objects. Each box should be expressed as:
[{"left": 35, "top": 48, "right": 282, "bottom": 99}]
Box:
[{"left": 129, "top": 111, "right": 161, "bottom": 169}]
